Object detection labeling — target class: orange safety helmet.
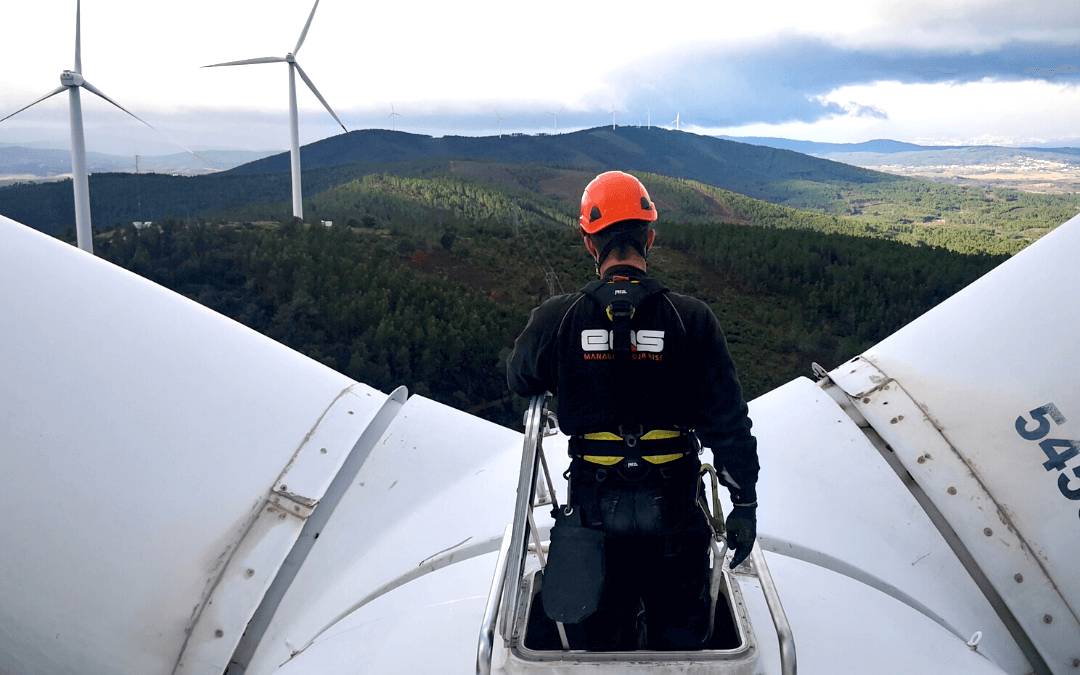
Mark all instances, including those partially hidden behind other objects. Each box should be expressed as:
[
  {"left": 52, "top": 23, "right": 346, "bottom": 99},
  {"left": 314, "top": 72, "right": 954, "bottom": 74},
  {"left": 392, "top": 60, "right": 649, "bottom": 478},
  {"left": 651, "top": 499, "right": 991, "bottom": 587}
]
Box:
[{"left": 579, "top": 171, "right": 658, "bottom": 235}]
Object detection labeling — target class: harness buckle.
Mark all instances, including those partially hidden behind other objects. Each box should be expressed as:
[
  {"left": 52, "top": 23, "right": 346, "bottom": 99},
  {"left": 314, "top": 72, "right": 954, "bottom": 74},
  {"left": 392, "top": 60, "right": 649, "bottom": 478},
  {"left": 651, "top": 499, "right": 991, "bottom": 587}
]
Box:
[{"left": 617, "top": 424, "right": 644, "bottom": 448}]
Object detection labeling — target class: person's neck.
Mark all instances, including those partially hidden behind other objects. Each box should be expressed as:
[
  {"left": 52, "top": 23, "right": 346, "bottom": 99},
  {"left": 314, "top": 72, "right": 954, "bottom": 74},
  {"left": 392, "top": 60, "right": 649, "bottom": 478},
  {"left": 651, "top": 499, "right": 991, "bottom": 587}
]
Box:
[{"left": 599, "top": 257, "right": 647, "bottom": 277}]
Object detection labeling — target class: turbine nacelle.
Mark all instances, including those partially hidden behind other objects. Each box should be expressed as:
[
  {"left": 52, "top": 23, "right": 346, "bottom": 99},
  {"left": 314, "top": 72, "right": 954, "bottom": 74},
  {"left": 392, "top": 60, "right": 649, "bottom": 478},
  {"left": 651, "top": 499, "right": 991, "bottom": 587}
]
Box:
[{"left": 60, "top": 70, "right": 84, "bottom": 87}]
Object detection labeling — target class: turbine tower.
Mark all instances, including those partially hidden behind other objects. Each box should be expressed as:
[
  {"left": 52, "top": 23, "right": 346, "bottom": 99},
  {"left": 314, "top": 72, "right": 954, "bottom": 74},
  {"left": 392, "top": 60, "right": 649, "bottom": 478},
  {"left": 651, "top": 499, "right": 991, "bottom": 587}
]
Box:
[
  {"left": 0, "top": 0, "right": 202, "bottom": 254},
  {"left": 204, "top": 0, "right": 347, "bottom": 221},
  {"left": 547, "top": 108, "right": 562, "bottom": 135},
  {"left": 495, "top": 110, "right": 502, "bottom": 138},
  {"left": 672, "top": 112, "right": 682, "bottom": 130},
  {"left": 387, "top": 103, "right": 402, "bottom": 131},
  {"left": 610, "top": 103, "right": 618, "bottom": 130}
]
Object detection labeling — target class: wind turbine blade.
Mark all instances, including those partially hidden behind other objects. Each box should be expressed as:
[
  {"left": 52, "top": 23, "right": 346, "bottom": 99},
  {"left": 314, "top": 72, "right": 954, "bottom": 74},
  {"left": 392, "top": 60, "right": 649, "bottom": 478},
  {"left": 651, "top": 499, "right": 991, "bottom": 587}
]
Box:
[
  {"left": 75, "top": 0, "right": 82, "bottom": 73},
  {"left": 293, "top": 62, "right": 347, "bottom": 133},
  {"left": 202, "top": 56, "right": 287, "bottom": 68},
  {"left": 80, "top": 80, "right": 212, "bottom": 166},
  {"left": 294, "top": 0, "right": 321, "bottom": 55},
  {"left": 0, "top": 86, "right": 68, "bottom": 124}
]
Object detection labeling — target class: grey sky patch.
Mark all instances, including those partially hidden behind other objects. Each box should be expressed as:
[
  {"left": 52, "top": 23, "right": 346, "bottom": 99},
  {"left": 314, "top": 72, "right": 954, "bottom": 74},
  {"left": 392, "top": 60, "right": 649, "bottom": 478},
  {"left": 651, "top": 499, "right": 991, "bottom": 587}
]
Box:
[
  {"left": 610, "top": 36, "right": 1080, "bottom": 131},
  {"left": 1023, "top": 64, "right": 1080, "bottom": 77}
]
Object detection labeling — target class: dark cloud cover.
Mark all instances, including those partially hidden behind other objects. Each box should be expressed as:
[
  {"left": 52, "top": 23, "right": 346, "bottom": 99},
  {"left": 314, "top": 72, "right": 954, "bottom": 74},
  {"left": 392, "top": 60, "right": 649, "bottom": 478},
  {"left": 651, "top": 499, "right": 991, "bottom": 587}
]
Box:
[{"left": 613, "top": 37, "right": 1080, "bottom": 129}]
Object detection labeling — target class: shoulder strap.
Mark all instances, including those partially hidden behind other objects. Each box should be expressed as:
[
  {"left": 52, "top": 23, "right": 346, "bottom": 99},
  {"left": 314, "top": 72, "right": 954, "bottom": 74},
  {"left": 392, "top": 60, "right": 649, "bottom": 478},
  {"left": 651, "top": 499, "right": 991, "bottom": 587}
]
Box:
[{"left": 582, "top": 277, "right": 667, "bottom": 359}]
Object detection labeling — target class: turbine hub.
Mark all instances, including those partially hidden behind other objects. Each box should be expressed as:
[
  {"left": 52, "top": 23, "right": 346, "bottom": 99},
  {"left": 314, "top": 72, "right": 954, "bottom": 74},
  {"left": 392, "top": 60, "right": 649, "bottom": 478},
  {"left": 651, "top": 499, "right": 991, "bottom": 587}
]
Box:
[
  {"left": 286, "top": 53, "right": 295, "bottom": 63},
  {"left": 60, "top": 70, "right": 84, "bottom": 87}
]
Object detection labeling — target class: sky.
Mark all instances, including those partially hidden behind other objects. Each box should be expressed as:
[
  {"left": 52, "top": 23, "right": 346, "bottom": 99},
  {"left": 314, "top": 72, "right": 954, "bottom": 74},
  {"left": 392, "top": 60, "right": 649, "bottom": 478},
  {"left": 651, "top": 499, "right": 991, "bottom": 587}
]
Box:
[{"left": 1, "top": 0, "right": 1079, "bottom": 157}]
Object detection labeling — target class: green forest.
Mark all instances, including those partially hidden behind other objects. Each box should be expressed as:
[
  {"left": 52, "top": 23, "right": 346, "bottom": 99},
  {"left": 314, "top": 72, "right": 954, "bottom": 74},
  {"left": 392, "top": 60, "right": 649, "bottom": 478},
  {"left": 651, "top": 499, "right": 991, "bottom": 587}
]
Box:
[{"left": 70, "top": 166, "right": 1022, "bottom": 429}]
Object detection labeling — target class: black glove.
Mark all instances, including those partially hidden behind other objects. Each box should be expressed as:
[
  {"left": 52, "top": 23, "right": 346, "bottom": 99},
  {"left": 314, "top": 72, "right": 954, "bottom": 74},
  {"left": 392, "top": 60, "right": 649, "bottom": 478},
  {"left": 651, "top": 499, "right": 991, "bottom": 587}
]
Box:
[{"left": 725, "top": 505, "right": 757, "bottom": 569}]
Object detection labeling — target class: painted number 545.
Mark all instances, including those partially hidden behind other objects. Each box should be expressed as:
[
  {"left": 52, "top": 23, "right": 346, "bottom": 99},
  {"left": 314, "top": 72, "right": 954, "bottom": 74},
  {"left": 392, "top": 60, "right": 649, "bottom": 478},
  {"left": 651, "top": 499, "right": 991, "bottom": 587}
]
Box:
[{"left": 1015, "top": 403, "right": 1080, "bottom": 503}]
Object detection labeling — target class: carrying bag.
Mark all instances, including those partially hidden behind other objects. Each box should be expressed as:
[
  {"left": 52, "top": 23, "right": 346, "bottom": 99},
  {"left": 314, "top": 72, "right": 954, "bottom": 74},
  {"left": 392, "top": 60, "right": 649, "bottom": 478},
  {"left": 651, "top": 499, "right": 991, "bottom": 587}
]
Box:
[{"left": 541, "top": 506, "right": 606, "bottom": 624}]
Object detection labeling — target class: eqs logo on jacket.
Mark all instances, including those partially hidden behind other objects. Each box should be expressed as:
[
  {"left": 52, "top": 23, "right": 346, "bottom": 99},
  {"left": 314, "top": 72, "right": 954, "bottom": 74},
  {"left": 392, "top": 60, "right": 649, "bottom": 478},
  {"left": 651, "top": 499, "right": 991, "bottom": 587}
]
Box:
[{"left": 580, "top": 329, "right": 664, "bottom": 361}]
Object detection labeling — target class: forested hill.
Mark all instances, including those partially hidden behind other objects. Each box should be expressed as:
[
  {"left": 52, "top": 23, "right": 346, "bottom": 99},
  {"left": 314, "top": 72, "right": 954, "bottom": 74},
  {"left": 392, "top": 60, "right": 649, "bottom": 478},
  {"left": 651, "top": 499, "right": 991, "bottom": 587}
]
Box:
[
  {"left": 0, "top": 127, "right": 901, "bottom": 236},
  {"left": 227, "top": 126, "right": 898, "bottom": 196}
]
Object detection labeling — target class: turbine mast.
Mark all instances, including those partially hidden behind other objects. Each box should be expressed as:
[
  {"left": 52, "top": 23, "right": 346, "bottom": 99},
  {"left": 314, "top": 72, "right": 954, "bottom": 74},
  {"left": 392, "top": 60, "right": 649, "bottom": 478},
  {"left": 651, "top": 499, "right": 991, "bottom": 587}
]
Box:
[
  {"left": 288, "top": 63, "right": 303, "bottom": 220},
  {"left": 68, "top": 84, "right": 92, "bottom": 253}
]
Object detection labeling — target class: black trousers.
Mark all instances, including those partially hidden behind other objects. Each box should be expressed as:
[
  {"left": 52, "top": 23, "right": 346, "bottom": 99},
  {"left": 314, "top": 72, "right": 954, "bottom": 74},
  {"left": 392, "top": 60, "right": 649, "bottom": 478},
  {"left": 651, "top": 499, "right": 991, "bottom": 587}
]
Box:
[{"left": 567, "top": 452, "right": 712, "bottom": 651}]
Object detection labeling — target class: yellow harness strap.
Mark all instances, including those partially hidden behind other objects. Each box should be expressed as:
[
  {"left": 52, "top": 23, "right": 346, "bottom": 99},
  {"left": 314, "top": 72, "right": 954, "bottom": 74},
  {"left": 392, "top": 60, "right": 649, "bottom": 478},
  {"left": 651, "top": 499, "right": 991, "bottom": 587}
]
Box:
[
  {"left": 579, "top": 430, "right": 686, "bottom": 465},
  {"left": 580, "top": 452, "right": 689, "bottom": 465},
  {"left": 581, "top": 430, "right": 683, "bottom": 441}
]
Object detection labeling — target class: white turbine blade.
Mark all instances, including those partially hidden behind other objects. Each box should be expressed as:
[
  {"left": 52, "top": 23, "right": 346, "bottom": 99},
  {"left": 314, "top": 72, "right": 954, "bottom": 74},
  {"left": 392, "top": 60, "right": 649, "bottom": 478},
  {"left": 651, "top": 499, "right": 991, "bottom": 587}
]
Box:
[
  {"left": 294, "top": 0, "right": 321, "bottom": 55},
  {"left": 293, "top": 62, "right": 347, "bottom": 133},
  {"left": 202, "top": 56, "right": 287, "bottom": 68},
  {"left": 80, "top": 80, "right": 212, "bottom": 166},
  {"left": 0, "top": 86, "right": 68, "bottom": 124},
  {"left": 74, "top": 0, "right": 82, "bottom": 73}
]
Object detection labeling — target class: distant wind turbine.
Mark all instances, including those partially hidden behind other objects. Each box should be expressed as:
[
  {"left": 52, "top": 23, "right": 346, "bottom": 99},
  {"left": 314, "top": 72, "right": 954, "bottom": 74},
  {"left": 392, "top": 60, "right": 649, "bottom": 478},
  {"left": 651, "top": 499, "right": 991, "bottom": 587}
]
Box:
[
  {"left": 388, "top": 103, "right": 403, "bottom": 131},
  {"left": 547, "top": 109, "right": 562, "bottom": 135},
  {"left": 610, "top": 103, "right": 618, "bottom": 130},
  {"left": 672, "top": 112, "right": 682, "bottom": 131},
  {"left": 495, "top": 110, "right": 503, "bottom": 138},
  {"left": 0, "top": 0, "right": 205, "bottom": 254},
  {"left": 203, "top": 0, "right": 347, "bottom": 221},
  {"left": 647, "top": 108, "right": 651, "bottom": 130}
]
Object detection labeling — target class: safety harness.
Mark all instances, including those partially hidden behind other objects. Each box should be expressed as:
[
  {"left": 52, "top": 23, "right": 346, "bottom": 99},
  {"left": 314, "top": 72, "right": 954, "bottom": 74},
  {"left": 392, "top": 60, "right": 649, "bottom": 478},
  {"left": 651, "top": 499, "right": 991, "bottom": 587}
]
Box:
[{"left": 577, "top": 275, "right": 689, "bottom": 468}]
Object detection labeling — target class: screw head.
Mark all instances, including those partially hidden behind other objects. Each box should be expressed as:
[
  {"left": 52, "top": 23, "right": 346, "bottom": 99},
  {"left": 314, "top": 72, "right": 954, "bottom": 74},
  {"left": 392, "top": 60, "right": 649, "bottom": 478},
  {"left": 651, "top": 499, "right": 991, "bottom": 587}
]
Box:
[
  {"left": 984, "top": 528, "right": 993, "bottom": 536},
  {"left": 1014, "top": 573, "right": 1023, "bottom": 583},
  {"left": 947, "top": 487, "right": 957, "bottom": 495},
  {"left": 1043, "top": 614, "right": 1053, "bottom": 624}
]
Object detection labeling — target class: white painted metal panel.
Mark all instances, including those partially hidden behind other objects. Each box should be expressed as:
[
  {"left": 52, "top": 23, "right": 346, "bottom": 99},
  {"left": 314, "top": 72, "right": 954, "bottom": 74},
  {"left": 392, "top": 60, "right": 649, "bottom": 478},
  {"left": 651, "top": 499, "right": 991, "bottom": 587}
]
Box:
[
  {"left": 244, "top": 395, "right": 557, "bottom": 674},
  {"left": 0, "top": 217, "right": 389, "bottom": 675},
  {"left": 750, "top": 378, "right": 1029, "bottom": 674},
  {"left": 738, "top": 555, "right": 1012, "bottom": 675},
  {"left": 835, "top": 213, "right": 1080, "bottom": 672},
  {"left": 272, "top": 553, "right": 497, "bottom": 675}
]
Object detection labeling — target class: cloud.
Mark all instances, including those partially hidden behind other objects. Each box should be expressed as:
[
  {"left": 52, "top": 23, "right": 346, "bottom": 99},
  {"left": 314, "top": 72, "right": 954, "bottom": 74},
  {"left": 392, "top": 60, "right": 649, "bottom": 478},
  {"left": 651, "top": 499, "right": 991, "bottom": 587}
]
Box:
[
  {"left": 839, "top": 102, "right": 889, "bottom": 119},
  {"left": 605, "top": 35, "right": 1080, "bottom": 131}
]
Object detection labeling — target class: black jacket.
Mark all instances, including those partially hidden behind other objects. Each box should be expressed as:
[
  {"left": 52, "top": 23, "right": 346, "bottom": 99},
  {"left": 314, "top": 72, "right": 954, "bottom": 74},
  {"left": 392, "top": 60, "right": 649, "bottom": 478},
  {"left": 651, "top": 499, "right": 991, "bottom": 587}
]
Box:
[{"left": 507, "top": 266, "right": 759, "bottom": 496}]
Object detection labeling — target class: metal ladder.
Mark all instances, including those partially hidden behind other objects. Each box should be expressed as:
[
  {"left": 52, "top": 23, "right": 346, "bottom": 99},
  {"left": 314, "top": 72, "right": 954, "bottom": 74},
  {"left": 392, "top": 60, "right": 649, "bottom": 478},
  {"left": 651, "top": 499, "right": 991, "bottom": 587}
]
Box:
[{"left": 477, "top": 394, "right": 797, "bottom": 675}]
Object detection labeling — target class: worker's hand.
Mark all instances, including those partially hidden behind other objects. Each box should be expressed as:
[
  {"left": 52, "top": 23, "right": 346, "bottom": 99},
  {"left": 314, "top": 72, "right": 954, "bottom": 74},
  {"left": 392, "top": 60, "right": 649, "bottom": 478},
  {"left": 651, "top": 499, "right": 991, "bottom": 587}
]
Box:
[{"left": 725, "top": 505, "right": 757, "bottom": 569}]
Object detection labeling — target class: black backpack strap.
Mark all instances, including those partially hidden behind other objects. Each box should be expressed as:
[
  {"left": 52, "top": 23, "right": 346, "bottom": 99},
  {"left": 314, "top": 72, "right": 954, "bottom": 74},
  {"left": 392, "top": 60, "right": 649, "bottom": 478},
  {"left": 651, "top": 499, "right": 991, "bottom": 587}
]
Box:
[{"left": 582, "top": 278, "right": 668, "bottom": 359}]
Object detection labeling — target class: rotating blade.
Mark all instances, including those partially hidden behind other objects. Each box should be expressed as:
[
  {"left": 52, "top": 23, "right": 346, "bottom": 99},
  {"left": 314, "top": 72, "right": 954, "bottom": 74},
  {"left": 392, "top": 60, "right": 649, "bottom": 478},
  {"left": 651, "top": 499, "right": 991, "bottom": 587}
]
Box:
[
  {"left": 0, "top": 86, "right": 68, "bottom": 124},
  {"left": 74, "top": 0, "right": 83, "bottom": 73},
  {"left": 202, "top": 56, "right": 286, "bottom": 68},
  {"left": 80, "top": 80, "right": 211, "bottom": 166},
  {"left": 294, "top": 0, "right": 321, "bottom": 55},
  {"left": 293, "top": 62, "right": 347, "bottom": 133}
]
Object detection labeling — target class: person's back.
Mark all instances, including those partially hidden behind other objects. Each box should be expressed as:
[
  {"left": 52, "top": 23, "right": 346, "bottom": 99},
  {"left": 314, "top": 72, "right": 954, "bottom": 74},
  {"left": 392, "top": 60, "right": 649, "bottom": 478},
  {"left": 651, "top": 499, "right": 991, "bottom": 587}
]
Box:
[{"left": 507, "top": 171, "right": 759, "bottom": 651}]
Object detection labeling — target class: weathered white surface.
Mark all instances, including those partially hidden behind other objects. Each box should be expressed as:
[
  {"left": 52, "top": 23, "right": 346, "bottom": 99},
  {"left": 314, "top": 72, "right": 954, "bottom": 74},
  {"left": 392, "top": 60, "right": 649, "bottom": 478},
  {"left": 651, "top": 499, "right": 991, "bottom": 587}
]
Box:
[
  {"left": 272, "top": 553, "right": 496, "bottom": 675},
  {"left": 739, "top": 554, "right": 1011, "bottom": 675},
  {"left": 244, "top": 395, "right": 560, "bottom": 674},
  {"left": 750, "top": 377, "right": 1029, "bottom": 674},
  {"left": 0, "top": 217, "right": 388, "bottom": 675},
  {"left": 846, "top": 212, "right": 1080, "bottom": 671}
]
